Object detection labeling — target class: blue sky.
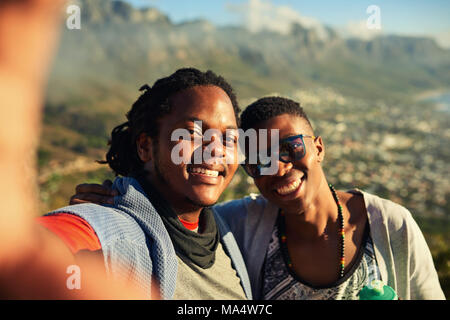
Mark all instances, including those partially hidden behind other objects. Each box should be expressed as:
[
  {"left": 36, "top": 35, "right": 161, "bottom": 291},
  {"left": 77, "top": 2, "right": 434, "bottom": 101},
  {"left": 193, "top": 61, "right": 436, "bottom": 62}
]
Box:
[
  {"left": 126, "top": 0, "right": 449, "bottom": 32},
  {"left": 125, "top": 0, "right": 450, "bottom": 46}
]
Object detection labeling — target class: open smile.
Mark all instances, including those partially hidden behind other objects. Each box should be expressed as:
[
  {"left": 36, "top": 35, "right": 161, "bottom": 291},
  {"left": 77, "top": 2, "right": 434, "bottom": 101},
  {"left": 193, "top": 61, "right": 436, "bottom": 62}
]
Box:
[
  {"left": 189, "top": 167, "right": 220, "bottom": 177},
  {"left": 273, "top": 175, "right": 305, "bottom": 197},
  {"left": 187, "top": 165, "right": 226, "bottom": 184}
]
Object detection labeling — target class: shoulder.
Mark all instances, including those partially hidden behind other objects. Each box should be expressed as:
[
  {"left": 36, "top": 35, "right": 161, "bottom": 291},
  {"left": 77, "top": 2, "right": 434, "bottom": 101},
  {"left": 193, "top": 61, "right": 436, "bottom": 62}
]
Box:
[
  {"left": 347, "top": 189, "right": 421, "bottom": 240},
  {"left": 48, "top": 203, "right": 136, "bottom": 225},
  {"left": 37, "top": 213, "right": 101, "bottom": 254},
  {"left": 213, "top": 193, "right": 278, "bottom": 249},
  {"left": 213, "top": 193, "right": 263, "bottom": 214},
  {"left": 213, "top": 193, "right": 270, "bottom": 221},
  {"left": 338, "top": 190, "right": 367, "bottom": 228},
  {"left": 46, "top": 203, "right": 145, "bottom": 245}
]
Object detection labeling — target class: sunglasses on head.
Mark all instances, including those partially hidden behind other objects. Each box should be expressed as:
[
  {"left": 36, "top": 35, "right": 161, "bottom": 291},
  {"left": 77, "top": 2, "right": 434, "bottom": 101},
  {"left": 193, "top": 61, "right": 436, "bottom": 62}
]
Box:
[{"left": 242, "top": 134, "right": 316, "bottom": 178}]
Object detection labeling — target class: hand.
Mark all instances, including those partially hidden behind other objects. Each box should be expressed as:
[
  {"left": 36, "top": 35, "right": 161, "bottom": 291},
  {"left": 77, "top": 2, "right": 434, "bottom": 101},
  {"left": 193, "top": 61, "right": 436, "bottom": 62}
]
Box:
[
  {"left": 0, "top": 0, "right": 145, "bottom": 299},
  {"left": 70, "top": 180, "right": 118, "bottom": 205},
  {"left": 0, "top": 0, "right": 65, "bottom": 268}
]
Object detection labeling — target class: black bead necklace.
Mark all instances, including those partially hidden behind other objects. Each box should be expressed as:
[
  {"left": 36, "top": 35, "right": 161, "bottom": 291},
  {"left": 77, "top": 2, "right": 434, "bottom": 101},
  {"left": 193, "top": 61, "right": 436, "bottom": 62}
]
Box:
[{"left": 278, "top": 183, "right": 346, "bottom": 279}]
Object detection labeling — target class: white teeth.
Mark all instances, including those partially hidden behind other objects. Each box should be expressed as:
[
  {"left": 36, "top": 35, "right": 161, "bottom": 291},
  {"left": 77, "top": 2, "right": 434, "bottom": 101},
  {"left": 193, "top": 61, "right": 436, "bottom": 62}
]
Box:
[
  {"left": 189, "top": 167, "right": 219, "bottom": 177},
  {"left": 276, "top": 178, "right": 302, "bottom": 195}
]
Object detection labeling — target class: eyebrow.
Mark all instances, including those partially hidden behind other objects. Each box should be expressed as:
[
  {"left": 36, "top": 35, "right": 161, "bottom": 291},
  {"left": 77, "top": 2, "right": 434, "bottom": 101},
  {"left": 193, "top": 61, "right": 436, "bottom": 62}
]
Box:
[
  {"left": 173, "top": 117, "right": 202, "bottom": 128},
  {"left": 180, "top": 117, "right": 238, "bottom": 130},
  {"left": 280, "top": 133, "right": 300, "bottom": 139},
  {"left": 185, "top": 117, "right": 201, "bottom": 123}
]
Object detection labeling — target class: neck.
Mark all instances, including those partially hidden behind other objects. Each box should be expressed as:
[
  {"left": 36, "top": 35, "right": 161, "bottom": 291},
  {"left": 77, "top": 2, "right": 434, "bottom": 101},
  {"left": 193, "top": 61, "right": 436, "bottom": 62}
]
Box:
[
  {"left": 144, "top": 172, "right": 203, "bottom": 223},
  {"left": 282, "top": 179, "right": 340, "bottom": 241},
  {"left": 171, "top": 205, "right": 202, "bottom": 223}
]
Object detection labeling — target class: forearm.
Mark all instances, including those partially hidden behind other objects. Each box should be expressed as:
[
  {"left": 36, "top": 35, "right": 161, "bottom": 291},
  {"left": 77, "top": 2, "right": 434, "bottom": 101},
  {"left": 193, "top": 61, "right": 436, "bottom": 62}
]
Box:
[
  {"left": 0, "top": 0, "right": 63, "bottom": 257},
  {"left": 0, "top": 0, "right": 145, "bottom": 299},
  {"left": 0, "top": 224, "right": 144, "bottom": 299},
  {"left": 0, "top": 74, "right": 42, "bottom": 261}
]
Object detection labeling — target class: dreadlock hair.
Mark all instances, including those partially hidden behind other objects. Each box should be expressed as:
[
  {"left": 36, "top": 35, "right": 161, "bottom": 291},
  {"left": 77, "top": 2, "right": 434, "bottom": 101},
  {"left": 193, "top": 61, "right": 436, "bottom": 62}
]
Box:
[
  {"left": 240, "top": 96, "right": 313, "bottom": 132},
  {"left": 100, "top": 68, "right": 240, "bottom": 176}
]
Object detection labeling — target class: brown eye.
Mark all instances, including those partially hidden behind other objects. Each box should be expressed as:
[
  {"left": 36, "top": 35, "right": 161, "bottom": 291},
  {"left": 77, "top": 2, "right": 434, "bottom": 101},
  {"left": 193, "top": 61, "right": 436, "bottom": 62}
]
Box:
[
  {"left": 224, "top": 135, "right": 238, "bottom": 147},
  {"left": 187, "top": 128, "right": 202, "bottom": 137}
]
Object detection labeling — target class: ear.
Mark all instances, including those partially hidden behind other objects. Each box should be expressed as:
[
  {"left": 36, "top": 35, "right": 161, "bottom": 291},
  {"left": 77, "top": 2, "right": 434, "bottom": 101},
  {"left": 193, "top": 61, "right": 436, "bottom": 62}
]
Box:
[
  {"left": 313, "top": 136, "right": 325, "bottom": 163},
  {"left": 136, "top": 132, "right": 153, "bottom": 162}
]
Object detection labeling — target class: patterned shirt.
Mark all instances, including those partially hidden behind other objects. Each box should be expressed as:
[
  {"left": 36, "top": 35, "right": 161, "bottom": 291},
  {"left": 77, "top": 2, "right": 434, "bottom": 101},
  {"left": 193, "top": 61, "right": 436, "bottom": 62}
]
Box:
[{"left": 262, "top": 223, "right": 381, "bottom": 300}]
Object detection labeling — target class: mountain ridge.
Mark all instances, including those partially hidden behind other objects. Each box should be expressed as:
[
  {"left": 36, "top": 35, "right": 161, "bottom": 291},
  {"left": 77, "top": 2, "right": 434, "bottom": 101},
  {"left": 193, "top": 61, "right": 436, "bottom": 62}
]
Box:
[
  {"left": 45, "top": 0, "right": 450, "bottom": 154},
  {"left": 55, "top": 0, "right": 448, "bottom": 102}
]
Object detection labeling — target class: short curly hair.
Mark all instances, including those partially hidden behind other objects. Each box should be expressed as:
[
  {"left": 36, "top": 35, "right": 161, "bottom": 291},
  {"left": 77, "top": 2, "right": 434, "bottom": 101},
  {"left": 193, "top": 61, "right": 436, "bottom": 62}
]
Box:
[{"left": 240, "top": 96, "right": 313, "bottom": 132}]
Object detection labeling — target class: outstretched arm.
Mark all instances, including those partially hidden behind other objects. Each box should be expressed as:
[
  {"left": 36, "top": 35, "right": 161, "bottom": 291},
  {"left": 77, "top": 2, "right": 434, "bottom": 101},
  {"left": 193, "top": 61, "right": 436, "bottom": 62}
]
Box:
[{"left": 0, "top": 0, "right": 144, "bottom": 299}]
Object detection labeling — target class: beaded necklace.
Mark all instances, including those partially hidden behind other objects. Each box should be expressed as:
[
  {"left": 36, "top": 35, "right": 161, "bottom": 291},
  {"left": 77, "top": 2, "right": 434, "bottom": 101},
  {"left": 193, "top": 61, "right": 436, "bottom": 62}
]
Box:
[{"left": 278, "top": 183, "right": 346, "bottom": 279}]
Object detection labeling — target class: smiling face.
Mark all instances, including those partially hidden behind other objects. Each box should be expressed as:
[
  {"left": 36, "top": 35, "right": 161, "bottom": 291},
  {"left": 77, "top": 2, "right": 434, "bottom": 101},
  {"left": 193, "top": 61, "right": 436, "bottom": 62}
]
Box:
[
  {"left": 138, "top": 85, "right": 239, "bottom": 212},
  {"left": 252, "top": 113, "right": 326, "bottom": 214}
]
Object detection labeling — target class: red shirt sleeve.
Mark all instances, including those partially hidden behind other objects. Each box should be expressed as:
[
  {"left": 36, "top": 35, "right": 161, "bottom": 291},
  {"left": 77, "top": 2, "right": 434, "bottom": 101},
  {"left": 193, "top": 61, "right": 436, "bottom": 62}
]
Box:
[{"left": 36, "top": 213, "right": 101, "bottom": 254}]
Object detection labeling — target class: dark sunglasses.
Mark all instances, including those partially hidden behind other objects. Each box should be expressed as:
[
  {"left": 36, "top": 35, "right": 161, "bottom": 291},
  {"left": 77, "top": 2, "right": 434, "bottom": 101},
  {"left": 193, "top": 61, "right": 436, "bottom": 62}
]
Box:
[{"left": 242, "top": 134, "right": 316, "bottom": 178}]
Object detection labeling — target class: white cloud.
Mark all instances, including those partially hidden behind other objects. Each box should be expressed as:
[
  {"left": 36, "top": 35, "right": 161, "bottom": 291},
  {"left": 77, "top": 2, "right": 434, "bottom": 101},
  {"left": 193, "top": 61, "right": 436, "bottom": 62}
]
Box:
[
  {"left": 433, "top": 31, "right": 450, "bottom": 49},
  {"left": 227, "top": 0, "right": 329, "bottom": 40},
  {"left": 338, "top": 20, "right": 383, "bottom": 40}
]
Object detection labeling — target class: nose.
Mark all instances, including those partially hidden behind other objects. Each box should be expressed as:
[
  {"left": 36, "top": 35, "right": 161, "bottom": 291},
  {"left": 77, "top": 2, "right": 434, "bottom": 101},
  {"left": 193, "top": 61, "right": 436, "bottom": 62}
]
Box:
[
  {"left": 203, "top": 134, "right": 226, "bottom": 164},
  {"left": 274, "top": 160, "right": 293, "bottom": 177}
]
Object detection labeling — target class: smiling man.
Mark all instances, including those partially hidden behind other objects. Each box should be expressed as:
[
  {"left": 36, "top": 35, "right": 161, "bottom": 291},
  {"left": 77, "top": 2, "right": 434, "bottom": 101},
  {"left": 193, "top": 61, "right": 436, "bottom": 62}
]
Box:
[{"left": 37, "top": 68, "right": 251, "bottom": 300}]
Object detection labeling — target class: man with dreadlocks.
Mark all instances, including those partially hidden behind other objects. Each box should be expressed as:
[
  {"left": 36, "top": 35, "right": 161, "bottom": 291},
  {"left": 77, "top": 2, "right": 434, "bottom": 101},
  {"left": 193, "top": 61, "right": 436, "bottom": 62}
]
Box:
[{"left": 37, "top": 68, "right": 251, "bottom": 300}]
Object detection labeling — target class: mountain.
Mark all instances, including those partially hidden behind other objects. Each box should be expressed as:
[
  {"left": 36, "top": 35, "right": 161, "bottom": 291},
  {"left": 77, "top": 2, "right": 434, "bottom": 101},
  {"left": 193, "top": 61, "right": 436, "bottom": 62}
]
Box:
[
  {"left": 77, "top": 0, "right": 170, "bottom": 25},
  {"left": 42, "top": 0, "right": 450, "bottom": 164},
  {"left": 49, "top": 0, "right": 450, "bottom": 106}
]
